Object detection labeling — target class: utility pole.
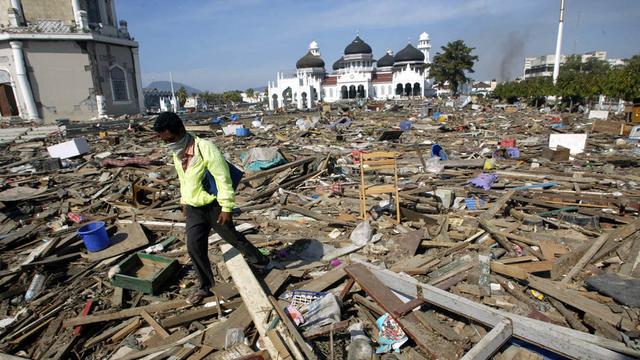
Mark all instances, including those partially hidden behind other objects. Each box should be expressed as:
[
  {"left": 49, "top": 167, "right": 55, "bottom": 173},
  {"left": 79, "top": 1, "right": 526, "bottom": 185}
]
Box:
[
  {"left": 552, "top": 0, "right": 565, "bottom": 85},
  {"left": 169, "top": 72, "right": 177, "bottom": 112}
]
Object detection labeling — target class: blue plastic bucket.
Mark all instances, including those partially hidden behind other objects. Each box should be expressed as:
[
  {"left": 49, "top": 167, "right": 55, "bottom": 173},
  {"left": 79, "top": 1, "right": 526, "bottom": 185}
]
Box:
[
  {"left": 236, "top": 128, "right": 250, "bottom": 137},
  {"left": 77, "top": 221, "right": 110, "bottom": 252}
]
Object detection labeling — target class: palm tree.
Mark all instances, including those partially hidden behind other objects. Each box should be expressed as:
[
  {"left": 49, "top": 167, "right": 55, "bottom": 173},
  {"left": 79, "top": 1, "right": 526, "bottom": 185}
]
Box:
[
  {"left": 176, "top": 86, "right": 188, "bottom": 107},
  {"left": 430, "top": 40, "right": 479, "bottom": 96}
]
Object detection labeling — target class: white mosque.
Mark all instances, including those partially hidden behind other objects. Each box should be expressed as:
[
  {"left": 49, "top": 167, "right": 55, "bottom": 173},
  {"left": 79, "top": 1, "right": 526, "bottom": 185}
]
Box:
[{"left": 267, "top": 32, "right": 432, "bottom": 110}]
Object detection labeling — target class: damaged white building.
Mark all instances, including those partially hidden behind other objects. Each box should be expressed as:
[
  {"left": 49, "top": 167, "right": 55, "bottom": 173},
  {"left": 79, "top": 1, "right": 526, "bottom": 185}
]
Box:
[{"left": 0, "top": 0, "right": 143, "bottom": 122}]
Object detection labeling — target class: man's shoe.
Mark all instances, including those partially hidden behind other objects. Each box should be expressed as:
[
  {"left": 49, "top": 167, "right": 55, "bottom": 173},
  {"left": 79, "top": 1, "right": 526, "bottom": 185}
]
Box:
[{"left": 186, "top": 289, "right": 211, "bottom": 305}]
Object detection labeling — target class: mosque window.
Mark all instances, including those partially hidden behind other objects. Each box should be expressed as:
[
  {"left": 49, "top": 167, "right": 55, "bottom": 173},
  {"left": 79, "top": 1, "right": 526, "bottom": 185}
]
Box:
[{"left": 109, "top": 66, "right": 129, "bottom": 102}]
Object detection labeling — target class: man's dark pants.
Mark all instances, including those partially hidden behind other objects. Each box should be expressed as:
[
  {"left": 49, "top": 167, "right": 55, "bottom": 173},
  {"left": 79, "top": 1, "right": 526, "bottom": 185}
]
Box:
[{"left": 185, "top": 200, "right": 269, "bottom": 291}]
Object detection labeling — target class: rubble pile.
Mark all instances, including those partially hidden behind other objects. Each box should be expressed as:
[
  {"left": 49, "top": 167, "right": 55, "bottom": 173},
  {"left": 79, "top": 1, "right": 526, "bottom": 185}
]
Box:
[{"left": 0, "top": 100, "right": 640, "bottom": 359}]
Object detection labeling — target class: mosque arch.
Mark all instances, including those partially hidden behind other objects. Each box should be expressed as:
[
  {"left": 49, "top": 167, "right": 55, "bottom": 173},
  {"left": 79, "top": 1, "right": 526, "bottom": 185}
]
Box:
[
  {"left": 282, "top": 87, "right": 292, "bottom": 106},
  {"left": 301, "top": 92, "right": 308, "bottom": 108},
  {"left": 272, "top": 94, "right": 279, "bottom": 109},
  {"left": 404, "top": 83, "right": 412, "bottom": 96},
  {"left": 341, "top": 86, "right": 348, "bottom": 99},
  {"left": 413, "top": 82, "right": 421, "bottom": 96},
  {"left": 348, "top": 85, "right": 356, "bottom": 99},
  {"left": 357, "top": 85, "right": 365, "bottom": 98},
  {"left": 395, "top": 84, "right": 403, "bottom": 95}
]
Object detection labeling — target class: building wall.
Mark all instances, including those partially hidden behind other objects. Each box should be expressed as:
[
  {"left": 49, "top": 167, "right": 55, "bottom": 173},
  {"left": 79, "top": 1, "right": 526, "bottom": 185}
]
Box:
[
  {"left": 22, "top": 40, "right": 96, "bottom": 122},
  {"left": 0, "top": 0, "right": 12, "bottom": 27},
  {"left": 21, "top": 0, "right": 74, "bottom": 24},
  {"left": 0, "top": 42, "right": 26, "bottom": 116},
  {"left": 92, "top": 42, "right": 139, "bottom": 116}
]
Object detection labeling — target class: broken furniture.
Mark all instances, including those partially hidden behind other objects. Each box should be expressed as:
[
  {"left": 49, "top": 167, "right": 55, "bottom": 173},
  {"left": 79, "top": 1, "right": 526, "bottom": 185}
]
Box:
[{"left": 111, "top": 253, "right": 178, "bottom": 295}]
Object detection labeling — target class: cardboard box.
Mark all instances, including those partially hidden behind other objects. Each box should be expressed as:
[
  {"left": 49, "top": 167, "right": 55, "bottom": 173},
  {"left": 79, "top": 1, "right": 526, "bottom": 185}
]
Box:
[{"left": 46, "top": 138, "right": 89, "bottom": 159}]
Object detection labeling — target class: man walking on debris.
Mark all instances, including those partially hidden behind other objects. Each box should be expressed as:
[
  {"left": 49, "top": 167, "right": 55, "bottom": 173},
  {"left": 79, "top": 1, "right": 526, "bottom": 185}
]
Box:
[{"left": 153, "top": 112, "right": 271, "bottom": 304}]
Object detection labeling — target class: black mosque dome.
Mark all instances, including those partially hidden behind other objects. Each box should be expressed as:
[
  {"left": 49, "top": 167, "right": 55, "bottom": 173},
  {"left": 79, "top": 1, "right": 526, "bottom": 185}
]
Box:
[
  {"left": 377, "top": 53, "right": 394, "bottom": 67},
  {"left": 344, "top": 36, "right": 372, "bottom": 55},
  {"left": 332, "top": 57, "right": 345, "bottom": 70},
  {"left": 393, "top": 44, "right": 425, "bottom": 63},
  {"left": 296, "top": 51, "right": 325, "bottom": 69}
]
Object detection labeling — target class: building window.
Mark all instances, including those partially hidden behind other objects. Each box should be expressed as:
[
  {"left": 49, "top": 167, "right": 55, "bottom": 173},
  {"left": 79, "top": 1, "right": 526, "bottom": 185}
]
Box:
[
  {"left": 110, "top": 66, "right": 129, "bottom": 102},
  {"left": 87, "top": 0, "right": 102, "bottom": 24}
]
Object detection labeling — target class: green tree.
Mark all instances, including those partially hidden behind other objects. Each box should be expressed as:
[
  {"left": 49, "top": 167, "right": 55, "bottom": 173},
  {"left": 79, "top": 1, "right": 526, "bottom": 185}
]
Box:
[
  {"left": 176, "top": 86, "right": 188, "bottom": 107},
  {"left": 429, "top": 40, "right": 479, "bottom": 96},
  {"left": 222, "top": 91, "right": 242, "bottom": 103},
  {"left": 246, "top": 88, "right": 254, "bottom": 99}
]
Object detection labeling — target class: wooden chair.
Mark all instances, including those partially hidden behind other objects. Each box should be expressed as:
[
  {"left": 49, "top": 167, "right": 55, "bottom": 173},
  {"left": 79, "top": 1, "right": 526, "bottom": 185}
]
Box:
[{"left": 359, "top": 151, "right": 401, "bottom": 223}]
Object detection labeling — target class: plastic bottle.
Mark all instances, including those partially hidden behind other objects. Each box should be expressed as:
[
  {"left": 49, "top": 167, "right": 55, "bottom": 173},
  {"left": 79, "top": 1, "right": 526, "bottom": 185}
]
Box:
[
  {"left": 347, "top": 322, "right": 373, "bottom": 360},
  {"left": 25, "top": 273, "right": 45, "bottom": 302}
]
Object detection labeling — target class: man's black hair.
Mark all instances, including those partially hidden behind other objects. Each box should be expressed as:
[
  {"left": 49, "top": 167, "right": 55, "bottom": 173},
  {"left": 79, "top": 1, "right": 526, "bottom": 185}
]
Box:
[{"left": 153, "top": 112, "right": 185, "bottom": 134}]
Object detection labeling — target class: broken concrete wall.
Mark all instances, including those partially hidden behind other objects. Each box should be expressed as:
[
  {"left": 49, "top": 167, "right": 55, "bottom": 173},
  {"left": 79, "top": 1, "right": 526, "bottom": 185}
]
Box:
[
  {"left": 92, "top": 43, "right": 140, "bottom": 117},
  {"left": 23, "top": 40, "right": 97, "bottom": 122},
  {"left": 21, "top": 0, "right": 74, "bottom": 25}
]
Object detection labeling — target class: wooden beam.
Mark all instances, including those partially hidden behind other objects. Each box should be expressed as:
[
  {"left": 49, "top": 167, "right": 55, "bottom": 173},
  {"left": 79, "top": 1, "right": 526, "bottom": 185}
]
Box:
[
  {"left": 269, "top": 296, "right": 318, "bottom": 360},
  {"left": 345, "top": 264, "right": 437, "bottom": 358},
  {"left": 352, "top": 260, "right": 638, "bottom": 359},
  {"left": 295, "top": 264, "right": 346, "bottom": 292},
  {"left": 562, "top": 219, "right": 640, "bottom": 284},
  {"left": 460, "top": 319, "right": 512, "bottom": 360},
  {"left": 64, "top": 299, "right": 192, "bottom": 327},
  {"left": 141, "top": 310, "right": 170, "bottom": 338},
  {"left": 221, "top": 243, "right": 305, "bottom": 360}
]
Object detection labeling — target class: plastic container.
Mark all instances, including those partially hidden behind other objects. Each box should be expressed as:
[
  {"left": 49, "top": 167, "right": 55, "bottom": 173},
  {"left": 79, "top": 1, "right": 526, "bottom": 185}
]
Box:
[
  {"left": 235, "top": 128, "right": 250, "bottom": 137},
  {"left": 347, "top": 322, "right": 373, "bottom": 360},
  {"left": 77, "top": 221, "right": 110, "bottom": 252},
  {"left": 25, "top": 273, "right": 45, "bottom": 302}
]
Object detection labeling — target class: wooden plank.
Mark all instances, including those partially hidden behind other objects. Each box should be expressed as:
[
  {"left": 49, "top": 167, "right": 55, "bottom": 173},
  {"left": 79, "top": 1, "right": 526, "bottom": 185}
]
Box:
[
  {"left": 584, "top": 313, "right": 623, "bottom": 342},
  {"left": 118, "top": 322, "right": 218, "bottom": 360},
  {"left": 547, "top": 297, "right": 589, "bottom": 333},
  {"left": 266, "top": 329, "right": 294, "bottom": 360},
  {"left": 270, "top": 296, "right": 318, "bottom": 360},
  {"left": 527, "top": 275, "right": 634, "bottom": 331},
  {"left": 479, "top": 190, "right": 516, "bottom": 220},
  {"left": 352, "top": 260, "right": 638, "bottom": 360},
  {"left": 296, "top": 264, "right": 346, "bottom": 292},
  {"left": 510, "top": 261, "right": 553, "bottom": 273},
  {"left": 490, "top": 262, "right": 528, "bottom": 281},
  {"left": 414, "top": 311, "right": 462, "bottom": 341},
  {"left": 478, "top": 255, "right": 491, "bottom": 296},
  {"left": 202, "top": 271, "right": 289, "bottom": 350},
  {"left": 141, "top": 310, "right": 170, "bottom": 338},
  {"left": 478, "top": 218, "right": 514, "bottom": 253},
  {"left": 428, "top": 261, "right": 475, "bottom": 286},
  {"left": 564, "top": 219, "right": 640, "bottom": 283},
  {"left": 110, "top": 317, "right": 142, "bottom": 343},
  {"left": 393, "top": 229, "right": 424, "bottom": 258},
  {"left": 185, "top": 345, "right": 214, "bottom": 360},
  {"left": 345, "top": 264, "right": 436, "bottom": 358},
  {"left": 161, "top": 306, "right": 219, "bottom": 329},
  {"left": 221, "top": 243, "right": 304, "bottom": 360},
  {"left": 282, "top": 204, "right": 351, "bottom": 226},
  {"left": 460, "top": 319, "right": 512, "bottom": 360},
  {"left": 560, "top": 234, "right": 607, "bottom": 284},
  {"left": 64, "top": 299, "right": 192, "bottom": 327},
  {"left": 620, "top": 232, "right": 640, "bottom": 277},
  {"left": 83, "top": 317, "right": 139, "bottom": 348}
]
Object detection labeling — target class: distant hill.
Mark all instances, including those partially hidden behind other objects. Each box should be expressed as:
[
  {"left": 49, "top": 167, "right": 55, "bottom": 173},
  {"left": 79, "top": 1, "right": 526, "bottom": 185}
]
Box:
[{"left": 146, "top": 81, "right": 202, "bottom": 95}]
